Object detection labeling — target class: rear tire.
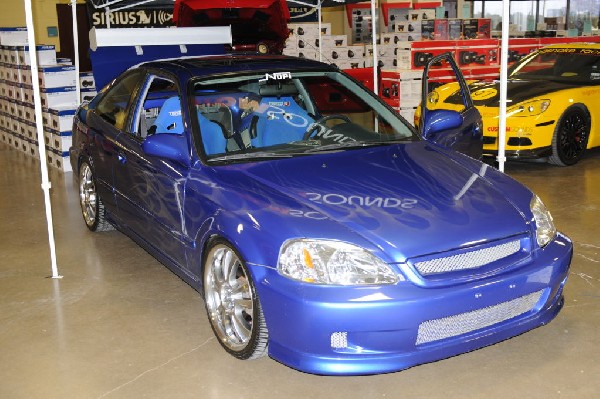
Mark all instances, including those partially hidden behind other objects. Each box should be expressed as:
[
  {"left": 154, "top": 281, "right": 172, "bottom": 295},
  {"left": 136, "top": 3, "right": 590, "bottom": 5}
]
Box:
[
  {"left": 203, "top": 238, "right": 268, "bottom": 360},
  {"left": 549, "top": 104, "right": 590, "bottom": 166},
  {"left": 79, "top": 161, "right": 113, "bottom": 232}
]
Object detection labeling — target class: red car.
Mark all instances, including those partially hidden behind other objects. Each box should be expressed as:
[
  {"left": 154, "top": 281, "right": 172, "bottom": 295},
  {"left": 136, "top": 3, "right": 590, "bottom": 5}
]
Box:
[{"left": 174, "top": 0, "right": 290, "bottom": 54}]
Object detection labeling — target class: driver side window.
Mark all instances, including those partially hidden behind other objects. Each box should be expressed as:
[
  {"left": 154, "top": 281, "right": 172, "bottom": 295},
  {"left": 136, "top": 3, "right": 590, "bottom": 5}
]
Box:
[
  {"left": 95, "top": 71, "right": 143, "bottom": 131},
  {"left": 135, "top": 76, "right": 181, "bottom": 139}
]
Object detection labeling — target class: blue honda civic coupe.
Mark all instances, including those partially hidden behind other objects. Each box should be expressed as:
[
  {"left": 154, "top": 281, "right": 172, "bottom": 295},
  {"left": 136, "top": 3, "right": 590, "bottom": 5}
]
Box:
[{"left": 70, "top": 54, "right": 572, "bottom": 375}]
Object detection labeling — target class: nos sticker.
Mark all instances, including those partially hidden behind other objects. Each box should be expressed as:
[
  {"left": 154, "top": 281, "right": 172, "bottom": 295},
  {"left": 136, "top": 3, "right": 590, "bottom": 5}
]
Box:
[
  {"left": 259, "top": 72, "right": 292, "bottom": 82},
  {"left": 472, "top": 87, "right": 498, "bottom": 100}
]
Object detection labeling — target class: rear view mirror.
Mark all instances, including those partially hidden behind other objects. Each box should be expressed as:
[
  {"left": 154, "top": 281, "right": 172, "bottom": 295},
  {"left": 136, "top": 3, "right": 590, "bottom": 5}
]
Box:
[{"left": 421, "top": 109, "right": 463, "bottom": 139}]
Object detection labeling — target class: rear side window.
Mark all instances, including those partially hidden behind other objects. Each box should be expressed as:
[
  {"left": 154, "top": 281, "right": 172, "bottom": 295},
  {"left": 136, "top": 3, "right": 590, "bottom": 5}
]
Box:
[{"left": 95, "top": 71, "right": 143, "bottom": 130}]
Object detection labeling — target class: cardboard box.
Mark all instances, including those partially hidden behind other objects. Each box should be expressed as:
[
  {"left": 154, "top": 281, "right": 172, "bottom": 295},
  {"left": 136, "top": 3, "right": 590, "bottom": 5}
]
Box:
[
  {"left": 421, "top": 20, "right": 435, "bottom": 40},
  {"left": 46, "top": 149, "right": 72, "bottom": 172},
  {"left": 434, "top": 19, "right": 450, "bottom": 40},
  {"left": 449, "top": 19, "right": 463, "bottom": 40},
  {"left": 23, "top": 121, "right": 36, "bottom": 141},
  {"left": 23, "top": 104, "right": 35, "bottom": 123},
  {"left": 456, "top": 39, "right": 499, "bottom": 67},
  {"left": 395, "top": 21, "right": 421, "bottom": 34},
  {"left": 47, "top": 128, "right": 72, "bottom": 153},
  {"left": 40, "top": 86, "right": 78, "bottom": 109},
  {"left": 7, "top": 46, "right": 20, "bottom": 65},
  {"left": 48, "top": 106, "right": 76, "bottom": 132},
  {"left": 463, "top": 19, "right": 492, "bottom": 40},
  {"left": 297, "top": 49, "right": 318, "bottom": 60},
  {"left": 396, "top": 41, "right": 458, "bottom": 70},
  {"left": 81, "top": 89, "right": 97, "bottom": 103},
  {"left": 39, "top": 65, "right": 77, "bottom": 88},
  {"left": 19, "top": 64, "right": 31, "bottom": 85},
  {"left": 380, "top": 33, "right": 402, "bottom": 46},
  {"left": 0, "top": 27, "right": 28, "bottom": 46},
  {"left": 28, "top": 141, "right": 39, "bottom": 159},
  {"left": 19, "top": 45, "right": 57, "bottom": 66},
  {"left": 399, "top": 107, "right": 417, "bottom": 124},
  {"left": 347, "top": 45, "right": 364, "bottom": 60}
]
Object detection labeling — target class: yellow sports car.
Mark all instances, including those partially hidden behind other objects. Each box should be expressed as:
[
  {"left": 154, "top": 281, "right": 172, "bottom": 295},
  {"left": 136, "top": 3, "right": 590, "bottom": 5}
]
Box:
[{"left": 424, "top": 43, "right": 600, "bottom": 166}]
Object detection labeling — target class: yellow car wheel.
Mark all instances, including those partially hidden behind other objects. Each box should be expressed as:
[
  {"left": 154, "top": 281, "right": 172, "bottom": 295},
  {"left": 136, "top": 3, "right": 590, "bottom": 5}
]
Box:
[{"left": 549, "top": 104, "right": 591, "bottom": 166}]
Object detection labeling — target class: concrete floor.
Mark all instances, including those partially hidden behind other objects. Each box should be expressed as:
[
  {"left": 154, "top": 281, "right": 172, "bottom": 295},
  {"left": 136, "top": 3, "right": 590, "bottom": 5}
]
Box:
[{"left": 1, "top": 141, "right": 599, "bottom": 399}]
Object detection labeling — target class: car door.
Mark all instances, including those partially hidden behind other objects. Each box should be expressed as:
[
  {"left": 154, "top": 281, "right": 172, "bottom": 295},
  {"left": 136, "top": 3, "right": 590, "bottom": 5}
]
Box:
[
  {"left": 419, "top": 53, "right": 483, "bottom": 159},
  {"left": 112, "top": 71, "right": 189, "bottom": 268},
  {"left": 84, "top": 70, "right": 145, "bottom": 216}
]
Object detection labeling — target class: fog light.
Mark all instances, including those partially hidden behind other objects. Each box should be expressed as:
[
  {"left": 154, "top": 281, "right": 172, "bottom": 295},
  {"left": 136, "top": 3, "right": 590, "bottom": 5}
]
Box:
[{"left": 331, "top": 332, "right": 348, "bottom": 349}]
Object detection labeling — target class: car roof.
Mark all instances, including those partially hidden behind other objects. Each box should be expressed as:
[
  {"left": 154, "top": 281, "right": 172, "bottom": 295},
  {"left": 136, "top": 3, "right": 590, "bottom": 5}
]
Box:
[{"left": 137, "top": 54, "right": 337, "bottom": 78}]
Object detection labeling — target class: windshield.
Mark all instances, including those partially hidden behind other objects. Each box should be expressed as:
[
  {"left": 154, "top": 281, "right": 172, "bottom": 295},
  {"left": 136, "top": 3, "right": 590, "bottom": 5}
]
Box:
[
  {"left": 191, "top": 70, "right": 417, "bottom": 161},
  {"left": 509, "top": 47, "right": 600, "bottom": 84}
]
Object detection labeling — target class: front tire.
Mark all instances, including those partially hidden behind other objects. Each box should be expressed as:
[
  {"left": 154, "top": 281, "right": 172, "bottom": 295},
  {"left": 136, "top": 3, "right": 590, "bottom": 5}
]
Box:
[
  {"left": 549, "top": 104, "right": 590, "bottom": 166},
  {"left": 79, "top": 161, "right": 113, "bottom": 232},
  {"left": 203, "top": 239, "right": 268, "bottom": 360}
]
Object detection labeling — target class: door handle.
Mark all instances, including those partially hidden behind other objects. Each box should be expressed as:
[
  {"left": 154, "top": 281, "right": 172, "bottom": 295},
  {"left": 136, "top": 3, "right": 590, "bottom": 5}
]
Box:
[{"left": 117, "top": 151, "right": 127, "bottom": 164}]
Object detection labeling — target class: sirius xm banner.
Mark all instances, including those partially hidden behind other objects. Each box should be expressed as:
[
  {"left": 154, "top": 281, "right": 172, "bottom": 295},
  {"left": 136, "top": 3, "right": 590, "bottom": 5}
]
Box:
[{"left": 87, "top": 0, "right": 175, "bottom": 28}]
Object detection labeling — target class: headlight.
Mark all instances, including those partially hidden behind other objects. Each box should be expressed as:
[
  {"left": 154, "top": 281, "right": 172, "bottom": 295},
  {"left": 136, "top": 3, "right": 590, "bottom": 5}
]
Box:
[
  {"left": 427, "top": 90, "right": 439, "bottom": 105},
  {"left": 530, "top": 195, "right": 556, "bottom": 247},
  {"left": 278, "top": 239, "right": 399, "bottom": 285},
  {"left": 507, "top": 99, "right": 551, "bottom": 117}
]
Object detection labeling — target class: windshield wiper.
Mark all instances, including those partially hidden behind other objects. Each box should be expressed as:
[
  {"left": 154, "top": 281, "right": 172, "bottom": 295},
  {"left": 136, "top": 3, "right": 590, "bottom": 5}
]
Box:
[
  {"left": 303, "top": 140, "right": 398, "bottom": 153},
  {"left": 208, "top": 151, "right": 296, "bottom": 162}
]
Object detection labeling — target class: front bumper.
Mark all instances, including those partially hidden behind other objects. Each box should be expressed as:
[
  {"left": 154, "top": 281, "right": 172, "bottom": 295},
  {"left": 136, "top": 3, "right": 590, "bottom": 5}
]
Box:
[
  {"left": 481, "top": 113, "right": 556, "bottom": 159},
  {"left": 251, "top": 233, "right": 572, "bottom": 375},
  {"left": 483, "top": 145, "right": 553, "bottom": 160}
]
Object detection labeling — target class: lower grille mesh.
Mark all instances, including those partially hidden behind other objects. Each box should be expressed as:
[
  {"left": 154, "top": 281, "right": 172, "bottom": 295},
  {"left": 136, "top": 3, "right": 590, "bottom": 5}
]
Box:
[{"left": 416, "top": 290, "right": 543, "bottom": 345}]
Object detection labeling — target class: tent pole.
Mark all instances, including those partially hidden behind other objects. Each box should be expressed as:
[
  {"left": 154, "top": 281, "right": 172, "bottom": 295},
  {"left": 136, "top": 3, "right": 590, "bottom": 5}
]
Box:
[
  {"left": 370, "top": 0, "right": 378, "bottom": 95},
  {"left": 71, "top": 0, "right": 81, "bottom": 107},
  {"left": 23, "top": 0, "right": 62, "bottom": 279},
  {"left": 318, "top": 2, "right": 322, "bottom": 62},
  {"left": 497, "top": 0, "right": 509, "bottom": 172}
]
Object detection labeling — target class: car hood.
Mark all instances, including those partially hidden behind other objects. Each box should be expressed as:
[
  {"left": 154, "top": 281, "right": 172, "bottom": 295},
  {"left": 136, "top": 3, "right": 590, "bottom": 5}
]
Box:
[
  {"left": 465, "top": 79, "right": 574, "bottom": 107},
  {"left": 235, "top": 142, "right": 530, "bottom": 262}
]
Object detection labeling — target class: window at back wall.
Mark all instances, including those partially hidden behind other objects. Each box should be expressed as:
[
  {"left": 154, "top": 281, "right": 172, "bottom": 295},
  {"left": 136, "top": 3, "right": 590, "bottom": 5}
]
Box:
[{"left": 472, "top": 0, "right": 600, "bottom": 33}]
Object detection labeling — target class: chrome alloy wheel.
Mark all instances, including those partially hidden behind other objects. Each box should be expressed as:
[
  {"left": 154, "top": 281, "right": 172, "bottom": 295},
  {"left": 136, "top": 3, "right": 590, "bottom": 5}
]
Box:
[
  {"left": 79, "top": 163, "right": 97, "bottom": 228},
  {"left": 204, "top": 244, "right": 255, "bottom": 352}
]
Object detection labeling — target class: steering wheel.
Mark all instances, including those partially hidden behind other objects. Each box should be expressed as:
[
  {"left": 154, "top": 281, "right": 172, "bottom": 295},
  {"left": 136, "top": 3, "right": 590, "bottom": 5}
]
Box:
[{"left": 303, "top": 114, "right": 352, "bottom": 140}]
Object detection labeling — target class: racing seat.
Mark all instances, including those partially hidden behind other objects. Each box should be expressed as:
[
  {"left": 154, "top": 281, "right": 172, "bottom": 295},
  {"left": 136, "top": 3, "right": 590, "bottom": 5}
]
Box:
[
  {"left": 252, "top": 96, "right": 313, "bottom": 147},
  {"left": 153, "top": 96, "right": 184, "bottom": 134},
  {"left": 198, "top": 106, "right": 230, "bottom": 155}
]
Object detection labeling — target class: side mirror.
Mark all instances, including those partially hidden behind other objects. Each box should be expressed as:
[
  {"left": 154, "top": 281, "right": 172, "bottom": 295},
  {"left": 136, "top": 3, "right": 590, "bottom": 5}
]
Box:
[
  {"left": 421, "top": 109, "right": 463, "bottom": 139},
  {"left": 142, "top": 133, "right": 191, "bottom": 167}
]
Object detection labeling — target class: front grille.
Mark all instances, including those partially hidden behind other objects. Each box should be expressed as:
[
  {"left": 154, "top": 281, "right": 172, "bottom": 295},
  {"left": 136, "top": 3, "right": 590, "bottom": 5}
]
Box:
[
  {"left": 508, "top": 137, "right": 533, "bottom": 146},
  {"left": 416, "top": 290, "right": 543, "bottom": 345},
  {"left": 483, "top": 136, "right": 496, "bottom": 145},
  {"left": 413, "top": 239, "right": 521, "bottom": 276}
]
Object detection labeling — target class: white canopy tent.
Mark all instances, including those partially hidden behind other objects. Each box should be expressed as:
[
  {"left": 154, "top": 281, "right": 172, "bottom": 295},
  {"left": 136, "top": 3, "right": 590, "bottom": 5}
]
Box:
[{"left": 23, "top": 0, "right": 510, "bottom": 278}]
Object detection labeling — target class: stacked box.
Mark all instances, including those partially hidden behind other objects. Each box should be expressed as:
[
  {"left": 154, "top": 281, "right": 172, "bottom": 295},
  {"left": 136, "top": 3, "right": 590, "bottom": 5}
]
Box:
[
  {"left": 40, "top": 86, "right": 78, "bottom": 109},
  {"left": 380, "top": 69, "right": 422, "bottom": 111},
  {"left": 0, "top": 27, "right": 28, "bottom": 46},
  {"left": 19, "top": 45, "right": 57, "bottom": 66},
  {"left": 462, "top": 19, "right": 492, "bottom": 40},
  {"left": 0, "top": 25, "right": 77, "bottom": 173},
  {"left": 396, "top": 40, "right": 458, "bottom": 70},
  {"left": 434, "top": 19, "right": 449, "bottom": 40},
  {"left": 456, "top": 39, "right": 498, "bottom": 67},
  {"left": 448, "top": 19, "right": 463, "bottom": 40},
  {"left": 38, "top": 65, "right": 77, "bottom": 88}
]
